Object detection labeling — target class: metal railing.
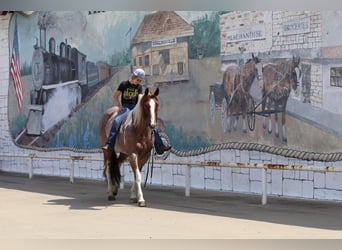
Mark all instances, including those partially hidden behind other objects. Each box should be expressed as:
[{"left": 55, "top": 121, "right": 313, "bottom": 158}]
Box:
[{"left": 1, "top": 152, "right": 342, "bottom": 205}]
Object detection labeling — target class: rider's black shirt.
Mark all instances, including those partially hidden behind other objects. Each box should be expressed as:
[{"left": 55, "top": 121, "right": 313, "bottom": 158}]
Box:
[{"left": 117, "top": 80, "right": 143, "bottom": 110}]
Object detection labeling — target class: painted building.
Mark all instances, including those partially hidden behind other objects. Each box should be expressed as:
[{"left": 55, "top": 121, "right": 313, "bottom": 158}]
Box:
[
  {"left": 131, "top": 11, "right": 194, "bottom": 84},
  {"left": 220, "top": 11, "right": 342, "bottom": 115}
]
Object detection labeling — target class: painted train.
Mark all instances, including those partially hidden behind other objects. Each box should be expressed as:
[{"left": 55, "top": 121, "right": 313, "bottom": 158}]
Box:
[{"left": 26, "top": 25, "right": 113, "bottom": 136}]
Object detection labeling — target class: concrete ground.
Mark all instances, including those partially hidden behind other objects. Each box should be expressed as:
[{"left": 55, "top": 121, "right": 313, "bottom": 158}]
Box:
[{"left": 1, "top": 170, "right": 342, "bottom": 240}]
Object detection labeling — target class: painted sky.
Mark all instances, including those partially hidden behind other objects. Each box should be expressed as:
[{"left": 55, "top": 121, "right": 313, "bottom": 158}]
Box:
[{"left": 11, "top": 11, "right": 214, "bottom": 66}]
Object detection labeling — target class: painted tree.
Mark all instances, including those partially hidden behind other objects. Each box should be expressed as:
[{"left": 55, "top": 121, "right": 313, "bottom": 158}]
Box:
[{"left": 189, "top": 11, "right": 229, "bottom": 59}]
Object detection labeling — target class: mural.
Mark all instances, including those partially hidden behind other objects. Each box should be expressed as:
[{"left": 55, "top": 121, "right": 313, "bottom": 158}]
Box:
[{"left": 8, "top": 11, "right": 342, "bottom": 157}]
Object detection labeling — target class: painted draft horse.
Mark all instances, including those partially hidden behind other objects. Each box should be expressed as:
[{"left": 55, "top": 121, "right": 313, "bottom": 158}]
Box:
[
  {"left": 261, "top": 56, "right": 301, "bottom": 142},
  {"left": 222, "top": 53, "right": 262, "bottom": 133},
  {"left": 99, "top": 88, "right": 159, "bottom": 207}
]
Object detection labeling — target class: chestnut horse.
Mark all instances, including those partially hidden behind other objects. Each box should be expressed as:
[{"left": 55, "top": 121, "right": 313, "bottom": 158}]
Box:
[
  {"left": 99, "top": 88, "right": 159, "bottom": 207},
  {"left": 222, "top": 53, "right": 262, "bottom": 133},
  {"left": 261, "top": 56, "right": 301, "bottom": 142}
]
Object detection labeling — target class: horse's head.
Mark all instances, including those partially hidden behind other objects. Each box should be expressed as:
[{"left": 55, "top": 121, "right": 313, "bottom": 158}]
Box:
[
  {"left": 252, "top": 53, "right": 263, "bottom": 82},
  {"left": 291, "top": 56, "right": 301, "bottom": 90},
  {"left": 242, "top": 53, "right": 263, "bottom": 89},
  {"left": 141, "top": 87, "right": 159, "bottom": 129}
]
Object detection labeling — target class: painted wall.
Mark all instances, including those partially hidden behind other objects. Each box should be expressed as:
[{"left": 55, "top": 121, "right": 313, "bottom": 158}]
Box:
[{"left": 2, "top": 12, "right": 342, "bottom": 202}]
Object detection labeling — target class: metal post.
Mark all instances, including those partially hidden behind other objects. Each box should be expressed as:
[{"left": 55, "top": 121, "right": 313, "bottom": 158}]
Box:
[
  {"left": 29, "top": 156, "right": 33, "bottom": 179},
  {"left": 261, "top": 166, "right": 267, "bottom": 205},
  {"left": 185, "top": 164, "right": 191, "bottom": 197},
  {"left": 120, "top": 164, "right": 125, "bottom": 189},
  {"left": 70, "top": 158, "right": 74, "bottom": 183}
]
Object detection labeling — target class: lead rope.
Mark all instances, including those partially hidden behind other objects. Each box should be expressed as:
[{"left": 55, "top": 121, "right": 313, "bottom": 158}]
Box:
[{"left": 144, "top": 129, "right": 155, "bottom": 188}]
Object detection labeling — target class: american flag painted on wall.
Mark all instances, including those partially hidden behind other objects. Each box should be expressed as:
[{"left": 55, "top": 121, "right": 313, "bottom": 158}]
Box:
[{"left": 10, "top": 16, "right": 24, "bottom": 113}]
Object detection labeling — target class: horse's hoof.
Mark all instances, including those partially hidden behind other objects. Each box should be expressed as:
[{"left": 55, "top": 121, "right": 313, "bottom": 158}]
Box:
[
  {"left": 130, "top": 198, "right": 138, "bottom": 203},
  {"left": 108, "top": 195, "right": 116, "bottom": 201},
  {"left": 138, "top": 201, "right": 146, "bottom": 207}
]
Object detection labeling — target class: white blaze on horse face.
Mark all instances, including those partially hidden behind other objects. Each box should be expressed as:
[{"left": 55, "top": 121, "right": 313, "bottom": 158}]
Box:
[
  {"left": 294, "top": 67, "right": 301, "bottom": 83},
  {"left": 149, "top": 98, "right": 157, "bottom": 127},
  {"left": 256, "top": 62, "right": 264, "bottom": 89},
  {"left": 256, "top": 62, "right": 263, "bottom": 79}
]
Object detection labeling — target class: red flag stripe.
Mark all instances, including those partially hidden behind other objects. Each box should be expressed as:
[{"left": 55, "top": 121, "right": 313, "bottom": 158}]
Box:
[
  {"left": 10, "top": 17, "right": 23, "bottom": 113},
  {"left": 10, "top": 54, "right": 23, "bottom": 108}
]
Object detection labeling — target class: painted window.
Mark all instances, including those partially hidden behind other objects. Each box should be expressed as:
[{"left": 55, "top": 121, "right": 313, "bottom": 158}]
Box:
[{"left": 330, "top": 67, "right": 342, "bottom": 87}]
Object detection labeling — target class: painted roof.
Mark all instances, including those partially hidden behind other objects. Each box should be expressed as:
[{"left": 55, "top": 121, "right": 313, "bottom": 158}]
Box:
[{"left": 132, "top": 11, "right": 194, "bottom": 44}]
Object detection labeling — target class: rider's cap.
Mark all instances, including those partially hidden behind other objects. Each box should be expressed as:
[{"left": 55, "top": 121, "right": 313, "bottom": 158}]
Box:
[{"left": 133, "top": 68, "right": 145, "bottom": 81}]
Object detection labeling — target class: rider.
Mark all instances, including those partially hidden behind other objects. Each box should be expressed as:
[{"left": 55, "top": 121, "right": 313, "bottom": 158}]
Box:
[{"left": 102, "top": 68, "right": 171, "bottom": 155}]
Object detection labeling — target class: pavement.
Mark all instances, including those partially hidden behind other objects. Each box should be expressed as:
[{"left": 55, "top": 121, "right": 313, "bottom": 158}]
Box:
[
  {"left": 1, "top": 170, "right": 342, "bottom": 240},
  {"left": 287, "top": 98, "right": 342, "bottom": 138}
]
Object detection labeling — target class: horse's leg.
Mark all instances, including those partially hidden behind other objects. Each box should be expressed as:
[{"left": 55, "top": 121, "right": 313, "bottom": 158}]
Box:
[
  {"left": 227, "top": 105, "right": 232, "bottom": 133},
  {"left": 129, "top": 154, "right": 146, "bottom": 207},
  {"left": 231, "top": 99, "right": 238, "bottom": 131},
  {"left": 241, "top": 115, "right": 246, "bottom": 133},
  {"left": 129, "top": 181, "right": 137, "bottom": 203},
  {"left": 133, "top": 168, "right": 146, "bottom": 207},
  {"left": 281, "top": 100, "right": 288, "bottom": 142},
  {"left": 267, "top": 98, "right": 273, "bottom": 134},
  {"left": 274, "top": 101, "right": 279, "bottom": 138},
  {"left": 129, "top": 160, "right": 137, "bottom": 203},
  {"left": 241, "top": 97, "right": 247, "bottom": 133},
  {"left": 103, "top": 151, "right": 116, "bottom": 200},
  {"left": 233, "top": 112, "right": 238, "bottom": 130},
  {"left": 105, "top": 164, "right": 115, "bottom": 200},
  {"left": 104, "top": 149, "right": 122, "bottom": 200},
  {"left": 112, "top": 178, "right": 119, "bottom": 197},
  {"left": 262, "top": 90, "right": 268, "bottom": 130},
  {"left": 227, "top": 113, "right": 231, "bottom": 133},
  {"left": 241, "top": 111, "right": 247, "bottom": 133},
  {"left": 223, "top": 96, "right": 231, "bottom": 133}
]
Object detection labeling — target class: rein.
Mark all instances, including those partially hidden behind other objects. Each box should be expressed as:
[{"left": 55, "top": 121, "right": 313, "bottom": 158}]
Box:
[
  {"left": 144, "top": 149, "right": 154, "bottom": 188},
  {"left": 144, "top": 125, "right": 156, "bottom": 188}
]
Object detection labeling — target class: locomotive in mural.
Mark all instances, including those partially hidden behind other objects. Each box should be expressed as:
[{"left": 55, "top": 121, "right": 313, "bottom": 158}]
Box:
[{"left": 26, "top": 22, "right": 113, "bottom": 135}]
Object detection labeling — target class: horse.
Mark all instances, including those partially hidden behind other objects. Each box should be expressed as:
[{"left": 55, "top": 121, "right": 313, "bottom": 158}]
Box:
[
  {"left": 222, "top": 53, "right": 262, "bottom": 133},
  {"left": 99, "top": 88, "right": 159, "bottom": 207},
  {"left": 261, "top": 56, "right": 301, "bottom": 142}
]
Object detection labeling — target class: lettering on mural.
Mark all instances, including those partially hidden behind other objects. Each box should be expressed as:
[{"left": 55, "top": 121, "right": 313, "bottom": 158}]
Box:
[
  {"left": 88, "top": 11, "right": 106, "bottom": 15},
  {"left": 226, "top": 24, "right": 266, "bottom": 43},
  {"left": 282, "top": 17, "right": 310, "bottom": 35},
  {"left": 152, "top": 38, "right": 177, "bottom": 47}
]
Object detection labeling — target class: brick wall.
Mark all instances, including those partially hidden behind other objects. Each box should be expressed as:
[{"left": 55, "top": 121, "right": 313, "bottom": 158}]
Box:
[{"left": 272, "top": 11, "right": 322, "bottom": 51}]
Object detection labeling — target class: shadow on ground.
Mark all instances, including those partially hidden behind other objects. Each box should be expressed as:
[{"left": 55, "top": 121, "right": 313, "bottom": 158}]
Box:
[{"left": 1, "top": 170, "right": 342, "bottom": 231}]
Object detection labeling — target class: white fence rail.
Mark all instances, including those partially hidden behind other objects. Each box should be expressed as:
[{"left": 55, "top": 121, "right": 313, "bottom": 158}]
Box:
[{"left": 1, "top": 153, "right": 342, "bottom": 205}]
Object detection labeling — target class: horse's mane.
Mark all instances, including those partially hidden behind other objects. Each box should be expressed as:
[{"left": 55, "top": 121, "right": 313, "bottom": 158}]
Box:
[
  {"left": 120, "top": 88, "right": 159, "bottom": 135},
  {"left": 123, "top": 95, "right": 143, "bottom": 129}
]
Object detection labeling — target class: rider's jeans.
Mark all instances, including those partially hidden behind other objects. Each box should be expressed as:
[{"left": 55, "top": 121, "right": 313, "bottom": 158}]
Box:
[{"left": 106, "top": 107, "right": 130, "bottom": 148}]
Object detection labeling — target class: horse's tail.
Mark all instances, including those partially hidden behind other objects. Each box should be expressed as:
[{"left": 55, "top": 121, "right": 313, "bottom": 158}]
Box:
[{"left": 103, "top": 151, "right": 121, "bottom": 185}]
